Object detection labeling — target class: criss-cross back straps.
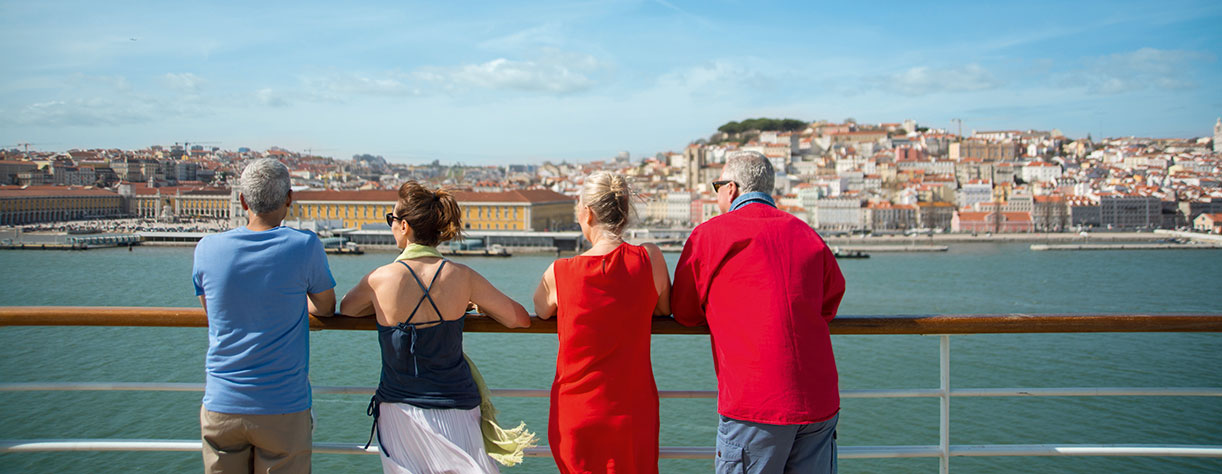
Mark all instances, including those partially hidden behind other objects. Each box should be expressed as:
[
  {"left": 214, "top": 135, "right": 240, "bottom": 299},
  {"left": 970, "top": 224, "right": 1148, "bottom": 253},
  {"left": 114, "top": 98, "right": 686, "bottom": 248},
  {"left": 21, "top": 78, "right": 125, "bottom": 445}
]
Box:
[{"left": 396, "top": 259, "right": 448, "bottom": 326}]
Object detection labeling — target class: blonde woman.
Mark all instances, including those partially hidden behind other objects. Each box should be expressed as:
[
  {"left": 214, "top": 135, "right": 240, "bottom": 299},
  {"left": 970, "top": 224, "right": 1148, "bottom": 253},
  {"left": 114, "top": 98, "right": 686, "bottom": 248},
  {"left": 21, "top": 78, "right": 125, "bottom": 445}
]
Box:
[
  {"left": 533, "top": 171, "right": 670, "bottom": 473},
  {"left": 341, "top": 181, "right": 531, "bottom": 473}
]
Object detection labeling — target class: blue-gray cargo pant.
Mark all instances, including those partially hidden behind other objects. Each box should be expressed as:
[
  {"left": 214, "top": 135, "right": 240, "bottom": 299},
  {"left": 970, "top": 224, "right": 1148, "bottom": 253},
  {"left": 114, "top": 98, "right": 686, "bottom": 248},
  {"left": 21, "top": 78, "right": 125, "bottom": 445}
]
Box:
[{"left": 715, "top": 412, "right": 838, "bottom": 474}]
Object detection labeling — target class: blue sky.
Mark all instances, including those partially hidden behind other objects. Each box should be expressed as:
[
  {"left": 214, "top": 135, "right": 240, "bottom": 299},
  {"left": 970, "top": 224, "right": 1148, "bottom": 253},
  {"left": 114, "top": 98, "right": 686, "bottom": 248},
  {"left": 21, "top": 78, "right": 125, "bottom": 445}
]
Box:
[{"left": 1, "top": 0, "right": 1220, "bottom": 164}]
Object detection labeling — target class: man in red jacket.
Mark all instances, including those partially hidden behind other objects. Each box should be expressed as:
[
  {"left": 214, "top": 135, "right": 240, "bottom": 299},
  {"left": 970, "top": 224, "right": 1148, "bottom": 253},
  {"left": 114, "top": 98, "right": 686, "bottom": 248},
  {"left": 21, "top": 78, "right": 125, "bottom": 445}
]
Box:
[{"left": 672, "top": 150, "right": 845, "bottom": 473}]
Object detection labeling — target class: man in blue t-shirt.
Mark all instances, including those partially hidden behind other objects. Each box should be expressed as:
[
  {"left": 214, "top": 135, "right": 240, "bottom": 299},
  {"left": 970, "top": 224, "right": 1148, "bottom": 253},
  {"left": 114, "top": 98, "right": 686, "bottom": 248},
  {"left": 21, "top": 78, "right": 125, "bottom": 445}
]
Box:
[{"left": 192, "top": 158, "right": 335, "bottom": 473}]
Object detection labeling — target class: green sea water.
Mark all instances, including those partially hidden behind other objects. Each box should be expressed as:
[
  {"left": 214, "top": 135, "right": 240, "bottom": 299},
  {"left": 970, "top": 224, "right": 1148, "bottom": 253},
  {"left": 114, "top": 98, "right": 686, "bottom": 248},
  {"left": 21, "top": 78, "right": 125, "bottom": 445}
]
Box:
[{"left": 1, "top": 243, "right": 1220, "bottom": 473}]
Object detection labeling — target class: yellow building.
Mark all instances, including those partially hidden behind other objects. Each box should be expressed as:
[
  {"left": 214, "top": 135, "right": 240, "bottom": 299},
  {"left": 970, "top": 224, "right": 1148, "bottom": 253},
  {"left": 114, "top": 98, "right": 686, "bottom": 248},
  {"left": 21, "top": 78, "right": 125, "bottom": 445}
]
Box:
[
  {"left": 291, "top": 189, "right": 575, "bottom": 231},
  {"left": 0, "top": 185, "right": 123, "bottom": 225},
  {"left": 124, "top": 184, "right": 233, "bottom": 220}
]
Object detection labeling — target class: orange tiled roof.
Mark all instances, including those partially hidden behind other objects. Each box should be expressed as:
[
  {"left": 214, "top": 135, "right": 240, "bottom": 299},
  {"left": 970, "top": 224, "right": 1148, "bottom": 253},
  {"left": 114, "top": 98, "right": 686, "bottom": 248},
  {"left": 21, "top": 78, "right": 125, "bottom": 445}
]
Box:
[{"left": 0, "top": 185, "right": 117, "bottom": 197}]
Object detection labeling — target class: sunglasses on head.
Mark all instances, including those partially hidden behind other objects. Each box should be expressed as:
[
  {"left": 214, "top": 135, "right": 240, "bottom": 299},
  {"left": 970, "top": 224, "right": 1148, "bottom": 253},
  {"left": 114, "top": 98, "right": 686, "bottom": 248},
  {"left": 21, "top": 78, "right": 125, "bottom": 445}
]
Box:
[
  {"left": 385, "top": 212, "right": 404, "bottom": 227},
  {"left": 711, "top": 180, "right": 736, "bottom": 192}
]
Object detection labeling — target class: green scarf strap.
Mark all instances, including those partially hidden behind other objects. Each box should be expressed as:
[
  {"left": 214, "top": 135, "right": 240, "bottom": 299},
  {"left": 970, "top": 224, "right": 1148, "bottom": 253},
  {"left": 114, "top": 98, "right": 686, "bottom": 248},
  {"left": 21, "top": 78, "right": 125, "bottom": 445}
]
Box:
[
  {"left": 394, "top": 244, "right": 538, "bottom": 465},
  {"left": 464, "top": 353, "right": 539, "bottom": 466}
]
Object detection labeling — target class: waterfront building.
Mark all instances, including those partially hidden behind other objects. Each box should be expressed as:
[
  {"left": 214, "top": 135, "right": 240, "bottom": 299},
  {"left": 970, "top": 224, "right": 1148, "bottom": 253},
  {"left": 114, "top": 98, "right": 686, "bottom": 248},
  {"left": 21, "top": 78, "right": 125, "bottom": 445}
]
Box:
[
  {"left": 865, "top": 201, "right": 916, "bottom": 231},
  {"left": 0, "top": 185, "right": 123, "bottom": 225},
  {"left": 916, "top": 202, "right": 955, "bottom": 231},
  {"left": 952, "top": 210, "right": 1033, "bottom": 233},
  {"left": 1032, "top": 195, "right": 1070, "bottom": 232},
  {"left": 1098, "top": 193, "right": 1162, "bottom": 229},
  {"left": 1068, "top": 196, "right": 1101, "bottom": 228},
  {"left": 287, "top": 188, "right": 575, "bottom": 231},
  {"left": 1178, "top": 199, "right": 1222, "bottom": 225},
  {"left": 814, "top": 196, "right": 865, "bottom": 232},
  {"left": 121, "top": 184, "right": 234, "bottom": 221},
  {"left": 1193, "top": 212, "right": 1222, "bottom": 233}
]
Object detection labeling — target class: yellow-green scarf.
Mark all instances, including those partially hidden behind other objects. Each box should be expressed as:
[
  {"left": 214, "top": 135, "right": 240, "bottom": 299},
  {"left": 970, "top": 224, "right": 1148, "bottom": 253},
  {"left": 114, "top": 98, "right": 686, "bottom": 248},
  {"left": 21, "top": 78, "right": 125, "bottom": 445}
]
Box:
[
  {"left": 395, "top": 245, "right": 538, "bottom": 466},
  {"left": 464, "top": 354, "right": 538, "bottom": 466},
  {"left": 395, "top": 243, "right": 443, "bottom": 261}
]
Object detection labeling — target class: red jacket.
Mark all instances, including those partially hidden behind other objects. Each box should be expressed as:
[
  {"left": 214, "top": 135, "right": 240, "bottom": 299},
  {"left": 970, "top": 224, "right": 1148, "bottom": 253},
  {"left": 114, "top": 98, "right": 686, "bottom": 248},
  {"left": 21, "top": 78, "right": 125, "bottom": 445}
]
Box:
[{"left": 671, "top": 203, "right": 845, "bottom": 425}]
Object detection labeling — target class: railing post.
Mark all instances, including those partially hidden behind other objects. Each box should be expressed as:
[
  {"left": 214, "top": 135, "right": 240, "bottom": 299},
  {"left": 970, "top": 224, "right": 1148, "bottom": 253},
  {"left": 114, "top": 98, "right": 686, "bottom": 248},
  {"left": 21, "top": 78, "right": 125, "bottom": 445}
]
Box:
[{"left": 940, "top": 334, "right": 950, "bottom": 474}]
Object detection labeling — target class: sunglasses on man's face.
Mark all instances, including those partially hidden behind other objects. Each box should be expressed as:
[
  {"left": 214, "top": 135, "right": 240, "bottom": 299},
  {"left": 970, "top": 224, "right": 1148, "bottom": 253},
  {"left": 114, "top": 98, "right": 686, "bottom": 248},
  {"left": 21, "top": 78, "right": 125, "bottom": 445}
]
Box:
[
  {"left": 711, "top": 180, "right": 735, "bottom": 193},
  {"left": 385, "top": 212, "right": 404, "bottom": 227}
]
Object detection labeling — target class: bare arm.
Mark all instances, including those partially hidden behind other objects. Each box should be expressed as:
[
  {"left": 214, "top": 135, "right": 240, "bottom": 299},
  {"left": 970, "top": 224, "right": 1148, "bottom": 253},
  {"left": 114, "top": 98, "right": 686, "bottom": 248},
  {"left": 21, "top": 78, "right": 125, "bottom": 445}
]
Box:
[
  {"left": 642, "top": 243, "right": 671, "bottom": 316},
  {"left": 532, "top": 263, "right": 558, "bottom": 320},
  {"left": 308, "top": 288, "right": 336, "bottom": 317},
  {"left": 198, "top": 295, "right": 208, "bottom": 314},
  {"left": 470, "top": 269, "right": 531, "bottom": 329},
  {"left": 338, "top": 273, "right": 376, "bottom": 317}
]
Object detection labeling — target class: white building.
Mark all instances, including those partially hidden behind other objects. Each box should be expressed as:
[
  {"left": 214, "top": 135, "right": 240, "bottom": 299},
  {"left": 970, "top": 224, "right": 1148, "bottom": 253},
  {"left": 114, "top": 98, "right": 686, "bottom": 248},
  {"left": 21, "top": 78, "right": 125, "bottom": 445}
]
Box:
[
  {"left": 665, "top": 192, "right": 693, "bottom": 225},
  {"left": 814, "top": 197, "right": 864, "bottom": 231},
  {"left": 959, "top": 180, "right": 993, "bottom": 209},
  {"left": 1214, "top": 118, "right": 1221, "bottom": 153},
  {"left": 1021, "top": 161, "right": 1063, "bottom": 183}
]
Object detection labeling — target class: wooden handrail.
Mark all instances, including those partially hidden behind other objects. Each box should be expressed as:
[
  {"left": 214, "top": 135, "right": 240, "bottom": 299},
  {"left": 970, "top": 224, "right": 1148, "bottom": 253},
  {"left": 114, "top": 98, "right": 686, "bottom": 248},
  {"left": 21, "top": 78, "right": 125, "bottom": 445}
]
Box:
[{"left": 1, "top": 307, "right": 1221, "bottom": 334}]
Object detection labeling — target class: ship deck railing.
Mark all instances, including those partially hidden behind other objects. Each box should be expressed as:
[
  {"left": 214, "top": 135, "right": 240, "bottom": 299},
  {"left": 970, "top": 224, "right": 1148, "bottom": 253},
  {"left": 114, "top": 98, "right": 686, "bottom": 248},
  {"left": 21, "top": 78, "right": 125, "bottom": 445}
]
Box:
[{"left": 2, "top": 307, "right": 1221, "bottom": 473}]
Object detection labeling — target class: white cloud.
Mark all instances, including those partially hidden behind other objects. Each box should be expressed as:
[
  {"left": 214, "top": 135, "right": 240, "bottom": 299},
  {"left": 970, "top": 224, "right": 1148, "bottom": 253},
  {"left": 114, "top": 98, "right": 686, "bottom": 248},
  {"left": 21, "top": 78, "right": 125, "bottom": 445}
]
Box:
[
  {"left": 301, "top": 74, "right": 420, "bottom": 100},
  {"left": 1060, "top": 47, "right": 1211, "bottom": 94},
  {"left": 878, "top": 64, "right": 1002, "bottom": 96},
  {"left": 418, "top": 53, "right": 603, "bottom": 94},
  {"left": 3, "top": 98, "right": 157, "bottom": 127},
  {"left": 164, "top": 73, "right": 205, "bottom": 93},
  {"left": 255, "top": 88, "right": 289, "bottom": 107},
  {"left": 655, "top": 59, "right": 783, "bottom": 98},
  {"left": 477, "top": 24, "right": 565, "bottom": 52}
]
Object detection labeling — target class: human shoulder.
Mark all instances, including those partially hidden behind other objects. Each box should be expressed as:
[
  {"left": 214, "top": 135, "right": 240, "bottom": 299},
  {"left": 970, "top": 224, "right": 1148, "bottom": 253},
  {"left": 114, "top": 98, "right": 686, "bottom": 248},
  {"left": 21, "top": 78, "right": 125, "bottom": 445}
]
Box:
[
  {"left": 439, "top": 259, "right": 473, "bottom": 278},
  {"left": 281, "top": 226, "right": 322, "bottom": 243},
  {"left": 195, "top": 227, "right": 242, "bottom": 250},
  {"left": 367, "top": 261, "right": 404, "bottom": 285},
  {"left": 639, "top": 241, "right": 663, "bottom": 257}
]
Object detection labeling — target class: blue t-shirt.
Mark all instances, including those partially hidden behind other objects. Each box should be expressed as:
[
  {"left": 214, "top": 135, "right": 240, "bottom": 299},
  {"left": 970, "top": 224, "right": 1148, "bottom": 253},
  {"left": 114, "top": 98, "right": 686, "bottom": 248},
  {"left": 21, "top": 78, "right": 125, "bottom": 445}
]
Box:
[{"left": 192, "top": 226, "right": 336, "bottom": 415}]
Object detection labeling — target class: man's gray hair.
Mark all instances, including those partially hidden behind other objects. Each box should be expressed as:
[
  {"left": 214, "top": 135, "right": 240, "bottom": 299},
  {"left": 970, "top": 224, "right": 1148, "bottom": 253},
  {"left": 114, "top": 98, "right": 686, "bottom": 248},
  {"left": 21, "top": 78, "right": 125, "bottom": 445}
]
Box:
[
  {"left": 723, "top": 151, "right": 774, "bottom": 194},
  {"left": 240, "top": 159, "right": 291, "bottom": 215}
]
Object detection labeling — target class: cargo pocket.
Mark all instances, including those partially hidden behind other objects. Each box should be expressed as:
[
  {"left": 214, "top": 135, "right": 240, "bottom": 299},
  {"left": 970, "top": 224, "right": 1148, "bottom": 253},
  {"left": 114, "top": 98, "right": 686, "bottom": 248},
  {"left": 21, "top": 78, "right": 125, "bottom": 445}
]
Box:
[{"left": 715, "top": 435, "right": 747, "bottom": 474}]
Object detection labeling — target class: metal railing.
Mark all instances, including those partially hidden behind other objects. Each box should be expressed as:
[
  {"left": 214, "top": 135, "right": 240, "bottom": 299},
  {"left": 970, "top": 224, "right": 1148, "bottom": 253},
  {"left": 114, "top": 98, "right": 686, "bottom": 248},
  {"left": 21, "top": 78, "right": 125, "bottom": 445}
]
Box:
[{"left": 2, "top": 307, "right": 1222, "bottom": 473}]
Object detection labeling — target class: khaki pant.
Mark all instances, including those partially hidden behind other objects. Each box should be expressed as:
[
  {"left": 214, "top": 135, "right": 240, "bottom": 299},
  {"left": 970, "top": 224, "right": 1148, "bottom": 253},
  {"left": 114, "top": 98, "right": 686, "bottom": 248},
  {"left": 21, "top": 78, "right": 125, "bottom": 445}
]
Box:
[{"left": 200, "top": 405, "right": 312, "bottom": 474}]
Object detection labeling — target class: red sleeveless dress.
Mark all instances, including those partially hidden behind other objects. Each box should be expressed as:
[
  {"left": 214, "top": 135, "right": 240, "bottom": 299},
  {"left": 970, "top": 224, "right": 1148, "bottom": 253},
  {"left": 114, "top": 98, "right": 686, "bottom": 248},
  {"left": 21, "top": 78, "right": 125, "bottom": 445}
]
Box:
[{"left": 549, "top": 243, "right": 660, "bottom": 474}]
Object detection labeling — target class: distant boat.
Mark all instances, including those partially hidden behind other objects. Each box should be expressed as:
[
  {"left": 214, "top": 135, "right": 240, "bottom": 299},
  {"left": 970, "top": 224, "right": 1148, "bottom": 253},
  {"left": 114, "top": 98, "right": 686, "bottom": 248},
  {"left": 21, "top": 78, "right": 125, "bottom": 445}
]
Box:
[
  {"left": 325, "top": 242, "right": 364, "bottom": 255},
  {"left": 832, "top": 247, "right": 870, "bottom": 259},
  {"left": 441, "top": 243, "right": 511, "bottom": 257}
]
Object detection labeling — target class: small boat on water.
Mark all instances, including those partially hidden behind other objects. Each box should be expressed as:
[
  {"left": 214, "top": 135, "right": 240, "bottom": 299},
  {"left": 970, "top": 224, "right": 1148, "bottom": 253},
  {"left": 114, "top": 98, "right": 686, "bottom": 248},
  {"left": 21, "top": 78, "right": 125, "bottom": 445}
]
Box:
[
  {"left": 832, "top": 247, "right": 870, "bottom": 259},
  {"left": 325, "top": 242, "right": 364, "bottom": 255},
  {"left": 441, "top": 243, "right": 511, "bottom": 257}
]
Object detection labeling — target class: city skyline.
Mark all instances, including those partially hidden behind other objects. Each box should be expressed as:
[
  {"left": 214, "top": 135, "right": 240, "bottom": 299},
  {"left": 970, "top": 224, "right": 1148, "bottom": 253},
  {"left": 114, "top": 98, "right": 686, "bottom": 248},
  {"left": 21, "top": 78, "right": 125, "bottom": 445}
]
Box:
[{"left": 2, "top": 0, "right": 1220, "bottom": 165}]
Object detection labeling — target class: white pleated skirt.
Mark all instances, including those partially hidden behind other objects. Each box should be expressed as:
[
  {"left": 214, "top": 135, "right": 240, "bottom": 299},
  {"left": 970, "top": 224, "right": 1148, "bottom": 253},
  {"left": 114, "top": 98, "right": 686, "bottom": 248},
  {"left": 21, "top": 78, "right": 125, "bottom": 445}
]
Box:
[{"left": 377, "top": 402, "right": 500, "bottom": 474}]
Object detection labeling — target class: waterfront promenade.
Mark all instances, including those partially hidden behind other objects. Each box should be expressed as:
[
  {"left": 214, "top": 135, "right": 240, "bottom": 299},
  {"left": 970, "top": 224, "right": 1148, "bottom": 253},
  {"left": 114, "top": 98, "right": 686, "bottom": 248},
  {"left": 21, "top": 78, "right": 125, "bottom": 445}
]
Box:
[{"left": 6, "top": 218, "right": 1221, "bottom": 252}]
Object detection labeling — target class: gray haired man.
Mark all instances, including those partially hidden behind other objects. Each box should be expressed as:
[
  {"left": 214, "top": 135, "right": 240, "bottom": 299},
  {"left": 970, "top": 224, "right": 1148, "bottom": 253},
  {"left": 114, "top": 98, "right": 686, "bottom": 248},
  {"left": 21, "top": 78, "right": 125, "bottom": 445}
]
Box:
[
  {"left": 192, "top": 158, "right": 336, "bottom": 473},
  {"left": 672, "top": 151, "right": 845, "bottom": 473}
]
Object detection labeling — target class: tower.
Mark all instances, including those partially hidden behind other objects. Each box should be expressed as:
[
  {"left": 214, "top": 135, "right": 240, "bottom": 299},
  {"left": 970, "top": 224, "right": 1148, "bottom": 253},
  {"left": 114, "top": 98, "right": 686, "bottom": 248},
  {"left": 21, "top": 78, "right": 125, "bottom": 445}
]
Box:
[{"left": 683, "top": 145, "right": 706, "bottom": 192}]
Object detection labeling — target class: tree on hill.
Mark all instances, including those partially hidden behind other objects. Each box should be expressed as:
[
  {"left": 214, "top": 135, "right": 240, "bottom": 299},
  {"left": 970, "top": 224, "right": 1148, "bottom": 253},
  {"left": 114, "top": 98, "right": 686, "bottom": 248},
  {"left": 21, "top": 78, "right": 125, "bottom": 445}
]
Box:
[{"left": 717, "top": 118, "right": 807, "bottom": 136}]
